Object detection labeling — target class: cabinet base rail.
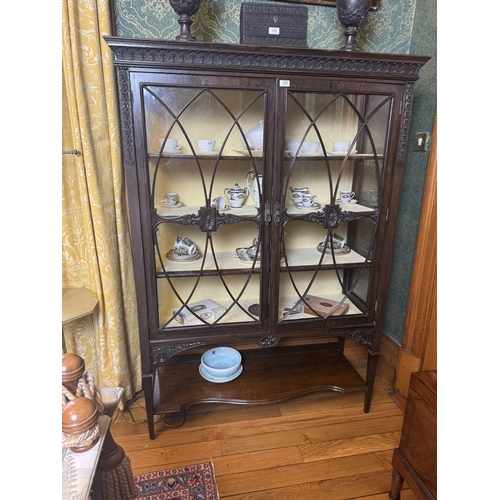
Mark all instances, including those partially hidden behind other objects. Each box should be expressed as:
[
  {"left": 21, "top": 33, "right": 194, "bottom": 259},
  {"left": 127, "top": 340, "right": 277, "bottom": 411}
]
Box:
[{"left": 146, "top": 344, "right": 371, "bottom": 438}]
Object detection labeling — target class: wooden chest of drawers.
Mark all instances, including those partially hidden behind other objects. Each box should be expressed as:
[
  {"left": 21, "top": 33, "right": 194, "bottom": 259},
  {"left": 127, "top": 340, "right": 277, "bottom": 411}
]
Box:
[{"left": 389, "top": 370, "right": 437, "bottom": 500}]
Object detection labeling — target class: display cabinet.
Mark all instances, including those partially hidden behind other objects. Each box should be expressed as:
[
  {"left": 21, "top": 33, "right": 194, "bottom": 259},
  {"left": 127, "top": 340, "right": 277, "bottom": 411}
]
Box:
[{"left": 106, "top": 36, "right": 429, "bottom": 439}]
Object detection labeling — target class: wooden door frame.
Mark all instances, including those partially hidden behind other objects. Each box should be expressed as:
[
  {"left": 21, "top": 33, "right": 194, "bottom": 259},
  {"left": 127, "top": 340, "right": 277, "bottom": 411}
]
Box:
[{"left": 394, "top": 111, "right": 437, "bottom": 398}]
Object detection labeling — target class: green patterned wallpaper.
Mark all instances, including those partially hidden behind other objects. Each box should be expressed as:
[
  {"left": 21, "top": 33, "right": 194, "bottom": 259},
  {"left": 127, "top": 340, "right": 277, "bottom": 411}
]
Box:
[
  {"left": 112, "top": 0, "right": 437, "bottom": 345},
  {"left": 114, "top": 0, "right": 416, "bottom": 53}
]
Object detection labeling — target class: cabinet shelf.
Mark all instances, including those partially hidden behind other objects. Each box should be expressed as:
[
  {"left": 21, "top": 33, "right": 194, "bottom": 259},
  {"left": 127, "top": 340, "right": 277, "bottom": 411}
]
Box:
[
  {"left": 158, "top": 294, "right": 363, "bottom": 331},
  {"left": 155, "top": 203, "right": 374, "bottom": 218},
  {"left": 149, "top": 152, "right": 383, "bottom": 161},
  {"left": 156, "top": 247, "right": 370, "bottom": 277},
  {"left": 153, "top": 344, "right": 366, "bottom": 414}
]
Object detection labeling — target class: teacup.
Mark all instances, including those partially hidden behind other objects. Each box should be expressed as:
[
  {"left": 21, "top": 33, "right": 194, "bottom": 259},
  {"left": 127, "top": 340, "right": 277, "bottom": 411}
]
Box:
[
  {"left": 197, "top": 139, "right": 216, "bottom": 152},
  {"left": 323, "top": 233, "right": 345, "bottom": 250},
  {"left": 289, "top": 186, "right": 308, "bottom": 204},
  {"left": 286, "top": 139, "right": 302, "bottom": 155},
  {"left": 211, "top": 196, "right": 226, "bottom": 210},
  {"left": 158, "top": 138, "right": 182, "bottom": 151},
  {"left": 302, "top": 193, "right": 318, "bottom": 207},
  {"left": 300, "top": 141, "right": 320, "bottom": 154},
  {"left": 340, "top": 190, "right": 355, "bottom": 203},
  {"left": 164, "top": 192, "right": 178, "bottom": 206},
  {"left": 173, "top": 236, "right": 197, "bottom": 256},
  {"left": 333, "top": 141, "right": 351, "bottom": 153}
]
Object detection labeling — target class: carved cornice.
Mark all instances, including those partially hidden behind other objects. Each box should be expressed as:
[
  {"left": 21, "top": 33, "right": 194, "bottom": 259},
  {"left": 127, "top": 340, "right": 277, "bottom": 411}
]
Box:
[
  {"left": 104, "top": 37, "right": 429, "bottom": 81},
  {"left": 151, "top": 341, "right": 206, "bottom": 364}
]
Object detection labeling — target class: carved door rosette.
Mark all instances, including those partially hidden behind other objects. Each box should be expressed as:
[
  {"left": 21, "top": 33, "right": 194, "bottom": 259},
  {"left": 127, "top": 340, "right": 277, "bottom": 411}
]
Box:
[{"left": 257, "top": 335, "right": 280, "bottom": 347}]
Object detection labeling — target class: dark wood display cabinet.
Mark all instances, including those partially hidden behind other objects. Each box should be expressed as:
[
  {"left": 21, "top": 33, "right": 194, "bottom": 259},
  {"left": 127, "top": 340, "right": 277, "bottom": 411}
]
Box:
[{"left": 105, "top": 36, "right": 429, "bottom": 439}]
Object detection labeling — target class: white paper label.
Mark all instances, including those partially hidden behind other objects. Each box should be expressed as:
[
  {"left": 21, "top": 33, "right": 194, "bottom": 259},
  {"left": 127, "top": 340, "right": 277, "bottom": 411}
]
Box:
[
  {"left": 279, "top": 80, "right": 290, "bottom": 87},
  {"left": 269, "top": 27, "right": 280, "bottom": 35}
]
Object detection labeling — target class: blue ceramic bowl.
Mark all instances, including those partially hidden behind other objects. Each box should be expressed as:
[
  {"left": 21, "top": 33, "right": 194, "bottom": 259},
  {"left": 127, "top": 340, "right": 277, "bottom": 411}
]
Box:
[{"left": 201, "top": 347, "right": 242, "bottom": 378}]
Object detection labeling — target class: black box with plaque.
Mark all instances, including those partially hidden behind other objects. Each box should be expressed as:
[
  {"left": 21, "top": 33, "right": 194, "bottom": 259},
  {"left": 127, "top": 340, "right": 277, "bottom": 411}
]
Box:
[{"left": 240, "top": 2, "right": 308, "bottom": 48}]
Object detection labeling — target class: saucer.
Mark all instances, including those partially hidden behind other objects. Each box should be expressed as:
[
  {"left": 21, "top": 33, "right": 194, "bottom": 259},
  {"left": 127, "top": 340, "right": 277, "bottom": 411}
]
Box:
[
  {"left": 285, "top": 150, "right": 321, "bottom": 156},
  {"left": 327, "top": 150, "right": 358, "bottom": 155},
  {"left": 317, "top": 242, "right": 351, "bottom": 255},
  {"left": 156, "top": 200, "right": 184, "bottom": 209},
  {"left": 159, "top": 148, "right": 182, "bottom": 154},
  {"left": 295, "top": 202, "right": 321, "bottom": 210},
  {"left": 166, "top": 249, "right": 202, "bottom": 262},
  {"left": 199, "top": 364, "right": 243, "bottom": 383},
  {"left": 196, "top": 150, "right": 220, "bottom": 155},
  {"left": 335, "top": 199, "right": 357, "bottom": 204},
  {"left": 233, "top": 149, "right": 263, "bottom": 156}
]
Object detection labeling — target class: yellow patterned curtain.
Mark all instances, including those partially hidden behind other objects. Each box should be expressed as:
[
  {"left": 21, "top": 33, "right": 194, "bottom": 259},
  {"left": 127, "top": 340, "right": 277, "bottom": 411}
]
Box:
[{"left": 62, "top": 0, "right": 141, "bottom": 404}]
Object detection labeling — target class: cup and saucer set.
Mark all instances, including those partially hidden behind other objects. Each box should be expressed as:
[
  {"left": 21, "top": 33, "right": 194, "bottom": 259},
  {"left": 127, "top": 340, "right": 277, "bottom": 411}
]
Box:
[
  {"left": 317, "top": 233, "right": 351, "bottom": 255},
  {"left": 335, "top": 190, "right": 358, "bottom": 205},
  {"left": 166, "top": 236, "right": 202, "bottom": 262},
  {"left": 288, "top": 187, "right": 321, "bottom": 210}
]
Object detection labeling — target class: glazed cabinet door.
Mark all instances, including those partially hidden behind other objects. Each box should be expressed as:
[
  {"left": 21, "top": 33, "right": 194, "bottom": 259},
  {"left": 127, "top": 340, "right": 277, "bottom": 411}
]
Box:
[
  {"left": 128, "top": 72, "right": 277, "bottom": 342},
  {"left": 272, "top": 79, "right": 401, "bottom": 331}
]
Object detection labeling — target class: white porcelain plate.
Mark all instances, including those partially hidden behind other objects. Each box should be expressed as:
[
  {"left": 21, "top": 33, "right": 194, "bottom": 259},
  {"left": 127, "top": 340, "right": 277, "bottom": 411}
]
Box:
[{"left": 199, "top": 364, "right": 243, "bottom": 383}]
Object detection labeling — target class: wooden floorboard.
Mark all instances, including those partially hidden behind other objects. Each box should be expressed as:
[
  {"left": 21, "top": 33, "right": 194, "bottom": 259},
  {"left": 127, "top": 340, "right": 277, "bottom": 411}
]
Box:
[{"left": 111, "top": 340, "right": 419, "bottom": 499}]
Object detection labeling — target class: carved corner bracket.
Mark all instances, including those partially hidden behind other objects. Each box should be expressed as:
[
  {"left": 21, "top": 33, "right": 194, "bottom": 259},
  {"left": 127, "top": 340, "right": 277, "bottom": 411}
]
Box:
[
  {"left": 151, "top": 341, "right": 206, "bottom": 365},
  {"left": 327, "top": 328, "right": 374, "bottom": 346}
]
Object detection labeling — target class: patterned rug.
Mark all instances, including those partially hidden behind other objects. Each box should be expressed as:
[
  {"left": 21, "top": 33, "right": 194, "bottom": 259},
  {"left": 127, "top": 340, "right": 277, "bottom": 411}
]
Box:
[{"left": 134, "top": 462, "right": 219, "bottom": 499}]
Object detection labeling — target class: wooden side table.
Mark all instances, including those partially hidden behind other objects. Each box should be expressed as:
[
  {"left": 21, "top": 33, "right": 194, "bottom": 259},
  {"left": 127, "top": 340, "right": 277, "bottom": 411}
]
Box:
[
  {"left": 389, "top": 370, "right": 437, "bottom": 500},
  {"left": 62, "top": 287, "right": 98, "bottom": 352}
]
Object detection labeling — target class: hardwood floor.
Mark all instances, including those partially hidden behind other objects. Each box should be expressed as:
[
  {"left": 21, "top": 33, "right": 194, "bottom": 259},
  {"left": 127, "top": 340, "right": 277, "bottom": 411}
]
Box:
[{"left": 111, "top": 340, "right": 417, "bottom": 499}]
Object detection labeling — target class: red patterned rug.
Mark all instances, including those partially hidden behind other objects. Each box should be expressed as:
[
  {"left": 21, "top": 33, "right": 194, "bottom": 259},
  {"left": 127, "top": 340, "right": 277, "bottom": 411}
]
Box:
[{"left": 134, "top": 462, "right": 219, "bottom": 499}]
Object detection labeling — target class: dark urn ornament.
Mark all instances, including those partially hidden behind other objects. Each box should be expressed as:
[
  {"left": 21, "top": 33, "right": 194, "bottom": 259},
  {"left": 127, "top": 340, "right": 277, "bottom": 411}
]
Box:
[
  {"left": 336, "top": 0, "right": 371, "bottom": 51},
  {"left": 169, "top": 0, "right": 201, "bottom": 41}
]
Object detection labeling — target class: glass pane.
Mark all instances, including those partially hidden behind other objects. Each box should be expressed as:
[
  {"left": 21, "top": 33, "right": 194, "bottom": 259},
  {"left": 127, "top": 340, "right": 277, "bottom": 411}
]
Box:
[
  {"left": 143, "top": 84, "right": 267, "bottom": 332},
  {"left": 280, "top": 90, "right": 393, "bottom": 321}
]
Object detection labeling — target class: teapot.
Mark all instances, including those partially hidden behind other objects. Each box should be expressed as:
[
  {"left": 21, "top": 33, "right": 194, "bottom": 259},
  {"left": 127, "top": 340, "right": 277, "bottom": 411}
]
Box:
[
  {"left": 246, "top": 171, "right": 263, "bottom": 208},
  {"left": 243, "top": 121, "right": 264, "bottom": 151},
  {"left": 224, "top": 183, "right": 249, "bottom": 208}
]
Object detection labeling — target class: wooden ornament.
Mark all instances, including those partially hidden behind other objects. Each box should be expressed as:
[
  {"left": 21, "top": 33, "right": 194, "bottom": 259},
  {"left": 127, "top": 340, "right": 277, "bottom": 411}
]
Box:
[
  {"left": 62, "top": 397, "right": 100, "bottom": 452},
  {"left": 62, "top": 353, "right": 85, "bottom": 393}
]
